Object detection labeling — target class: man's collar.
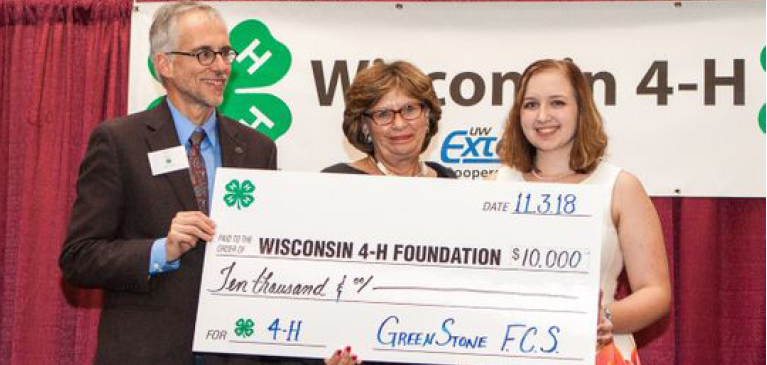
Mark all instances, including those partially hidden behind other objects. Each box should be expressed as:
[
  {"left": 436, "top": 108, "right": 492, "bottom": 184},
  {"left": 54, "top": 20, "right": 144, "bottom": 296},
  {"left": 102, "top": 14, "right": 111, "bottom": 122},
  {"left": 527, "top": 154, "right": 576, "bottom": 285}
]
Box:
[{"left": 166, "top": 98, "right": 219, "bottom": 149}]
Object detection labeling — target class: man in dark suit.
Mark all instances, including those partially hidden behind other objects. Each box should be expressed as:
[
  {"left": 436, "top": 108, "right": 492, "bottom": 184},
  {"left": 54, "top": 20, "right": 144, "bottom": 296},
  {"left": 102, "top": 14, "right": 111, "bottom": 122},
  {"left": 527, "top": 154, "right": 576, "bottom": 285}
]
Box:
[{"left": 59, "top": 2, "right": 282, "bottom": 364}]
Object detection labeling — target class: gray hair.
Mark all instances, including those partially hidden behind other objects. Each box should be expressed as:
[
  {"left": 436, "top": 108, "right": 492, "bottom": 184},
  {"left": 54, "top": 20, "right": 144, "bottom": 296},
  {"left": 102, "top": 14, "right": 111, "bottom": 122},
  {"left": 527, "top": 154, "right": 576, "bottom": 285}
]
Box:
[{"left": 149, "top": 1, "right": 226, "bottom": 57}]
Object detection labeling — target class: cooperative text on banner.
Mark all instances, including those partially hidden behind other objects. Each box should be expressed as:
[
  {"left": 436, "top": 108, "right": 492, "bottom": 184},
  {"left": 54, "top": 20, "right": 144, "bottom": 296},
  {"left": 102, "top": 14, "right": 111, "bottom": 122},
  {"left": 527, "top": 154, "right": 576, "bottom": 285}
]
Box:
[{"left": 129, "top": 2, "right": 766, "bottom": 197}]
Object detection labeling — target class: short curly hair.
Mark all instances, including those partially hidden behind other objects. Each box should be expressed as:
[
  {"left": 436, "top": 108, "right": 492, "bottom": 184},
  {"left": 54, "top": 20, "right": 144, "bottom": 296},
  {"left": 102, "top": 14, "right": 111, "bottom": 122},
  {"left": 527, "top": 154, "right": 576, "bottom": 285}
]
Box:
[{"left": 342, "top": 60, "right": 442, "bottom": 155}]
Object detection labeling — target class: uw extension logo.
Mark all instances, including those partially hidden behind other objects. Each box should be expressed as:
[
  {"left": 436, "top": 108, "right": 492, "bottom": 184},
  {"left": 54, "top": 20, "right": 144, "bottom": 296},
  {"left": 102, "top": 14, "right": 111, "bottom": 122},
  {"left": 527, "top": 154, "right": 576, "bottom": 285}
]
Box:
[{"left": 148, "top": 19, "right": 293, "bottom": 141}]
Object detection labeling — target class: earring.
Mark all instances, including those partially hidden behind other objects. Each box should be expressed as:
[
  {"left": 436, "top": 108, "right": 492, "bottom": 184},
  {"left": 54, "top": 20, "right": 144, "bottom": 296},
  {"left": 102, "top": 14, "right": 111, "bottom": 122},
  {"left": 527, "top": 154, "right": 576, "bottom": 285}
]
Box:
[{"left": 362, "top": 124, "right": 372, "bottom": 144}]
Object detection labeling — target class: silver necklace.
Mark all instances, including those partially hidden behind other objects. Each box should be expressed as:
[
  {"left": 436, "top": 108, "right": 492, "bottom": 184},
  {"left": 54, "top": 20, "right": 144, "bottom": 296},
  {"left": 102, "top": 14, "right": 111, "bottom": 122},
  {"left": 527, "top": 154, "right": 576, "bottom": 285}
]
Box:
[{"left": 374, "top": 158, "right": 427, "bottom": 177}]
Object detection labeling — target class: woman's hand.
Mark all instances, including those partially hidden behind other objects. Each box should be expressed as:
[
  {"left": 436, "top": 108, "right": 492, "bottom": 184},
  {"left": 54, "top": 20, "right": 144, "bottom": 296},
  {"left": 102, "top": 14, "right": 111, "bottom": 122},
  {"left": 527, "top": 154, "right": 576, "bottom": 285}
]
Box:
[
  {"left": 596, "top": 290, "right": 613, "bottom": 351},
  {"left": 325, "top": 346, "right": 361, "bottom": 365},
  {"left": 597, "top": 314, "right": 613, "bottom": 350}
]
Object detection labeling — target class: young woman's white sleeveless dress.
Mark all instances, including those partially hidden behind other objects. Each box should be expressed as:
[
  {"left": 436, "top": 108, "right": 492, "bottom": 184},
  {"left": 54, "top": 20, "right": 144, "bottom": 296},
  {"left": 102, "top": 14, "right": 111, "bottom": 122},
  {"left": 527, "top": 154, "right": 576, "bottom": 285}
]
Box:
[{"left": 496, "top": 162, "right": 641, "bottom": 364}]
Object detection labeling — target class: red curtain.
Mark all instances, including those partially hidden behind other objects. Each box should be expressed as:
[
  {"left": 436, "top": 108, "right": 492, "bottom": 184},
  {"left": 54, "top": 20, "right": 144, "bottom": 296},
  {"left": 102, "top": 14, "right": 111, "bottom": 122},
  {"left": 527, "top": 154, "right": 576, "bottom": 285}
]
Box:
[
  {"left": 635, "top": 198, "right": 766, "bottom": 364},
  {"left": 0, "top": 0, "right": 130, "bottom": 364},
  {"left": 0, "top": 1, "right": 763, "bottom": 364}
]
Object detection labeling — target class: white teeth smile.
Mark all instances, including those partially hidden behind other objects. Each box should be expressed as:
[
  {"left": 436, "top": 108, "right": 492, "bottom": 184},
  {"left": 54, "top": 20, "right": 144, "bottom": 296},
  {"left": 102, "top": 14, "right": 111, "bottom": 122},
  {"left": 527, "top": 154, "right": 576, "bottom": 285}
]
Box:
[
  {"left": 203, "top": 79, "right": 225, "bottom": 86},
  {"left": 537, "top": 126, "right": 559, "bottom": 135}
]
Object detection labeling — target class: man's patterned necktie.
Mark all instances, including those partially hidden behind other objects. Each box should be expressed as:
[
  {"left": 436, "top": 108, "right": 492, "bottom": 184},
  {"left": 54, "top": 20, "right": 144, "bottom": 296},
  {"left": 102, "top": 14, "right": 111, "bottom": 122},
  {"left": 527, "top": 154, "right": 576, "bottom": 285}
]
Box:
[{"left": 188, "top": 129, "right": 208, "bottom": 214}]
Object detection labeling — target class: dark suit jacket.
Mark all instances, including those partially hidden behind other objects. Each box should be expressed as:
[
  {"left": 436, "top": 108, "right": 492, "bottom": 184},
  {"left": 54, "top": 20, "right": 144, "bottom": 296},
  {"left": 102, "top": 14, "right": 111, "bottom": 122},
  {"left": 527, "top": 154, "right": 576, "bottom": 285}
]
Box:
[{"left": 60, "top": 101, "right": 304, "bottom": 365}]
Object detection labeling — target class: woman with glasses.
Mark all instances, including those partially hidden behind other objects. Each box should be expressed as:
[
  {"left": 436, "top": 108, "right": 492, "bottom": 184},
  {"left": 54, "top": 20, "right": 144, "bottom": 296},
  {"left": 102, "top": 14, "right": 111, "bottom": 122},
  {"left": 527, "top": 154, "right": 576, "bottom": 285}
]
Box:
[
  {"left": 321, "top": 60, "right": 452, "bottom": 365},
  {"left": 322, "top": 60, "right": 455, "bottom": 179},
  {"left": 490, "top": 59, "right": 671, "bottom": 364}
]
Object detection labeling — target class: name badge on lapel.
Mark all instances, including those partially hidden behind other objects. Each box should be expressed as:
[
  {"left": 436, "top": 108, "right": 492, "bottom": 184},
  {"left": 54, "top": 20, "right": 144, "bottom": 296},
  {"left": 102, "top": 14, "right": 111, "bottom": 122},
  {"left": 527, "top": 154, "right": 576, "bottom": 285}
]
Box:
[{"left": 148, "top": 145, "right": 189, "bottom": 176}]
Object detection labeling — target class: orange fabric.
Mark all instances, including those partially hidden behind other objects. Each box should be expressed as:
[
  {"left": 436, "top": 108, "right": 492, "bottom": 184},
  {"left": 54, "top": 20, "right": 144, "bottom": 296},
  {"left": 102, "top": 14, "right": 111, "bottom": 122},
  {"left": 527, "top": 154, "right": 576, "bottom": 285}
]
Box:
[{"left": 596, "top": 343, "right": 642, "bottom": 365}]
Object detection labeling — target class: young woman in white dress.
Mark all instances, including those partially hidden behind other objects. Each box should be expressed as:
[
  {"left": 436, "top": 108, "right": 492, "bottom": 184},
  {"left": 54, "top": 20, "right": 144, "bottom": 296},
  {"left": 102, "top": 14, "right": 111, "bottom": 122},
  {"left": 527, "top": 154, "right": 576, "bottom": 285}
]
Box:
[{"left": 490, "top": 59, "right": 671, "bottom": 364}]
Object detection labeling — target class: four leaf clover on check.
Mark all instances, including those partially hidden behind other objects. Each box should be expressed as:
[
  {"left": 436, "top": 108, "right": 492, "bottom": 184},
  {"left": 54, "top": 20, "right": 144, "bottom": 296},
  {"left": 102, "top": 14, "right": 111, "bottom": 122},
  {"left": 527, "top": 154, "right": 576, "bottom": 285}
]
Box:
[
  {"left": 224, "top": 179, "right": 255, "bottom": 210},
  {"left": 234, "top": 318, "right": 255, "bottom": 338}
]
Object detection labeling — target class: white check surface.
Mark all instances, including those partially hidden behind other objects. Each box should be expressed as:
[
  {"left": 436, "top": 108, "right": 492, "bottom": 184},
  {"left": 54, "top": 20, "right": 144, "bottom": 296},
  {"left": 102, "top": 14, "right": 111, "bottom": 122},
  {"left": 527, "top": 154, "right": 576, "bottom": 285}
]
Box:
[{"left": 194, "top": 168, "right": 603, "bottom": 364}]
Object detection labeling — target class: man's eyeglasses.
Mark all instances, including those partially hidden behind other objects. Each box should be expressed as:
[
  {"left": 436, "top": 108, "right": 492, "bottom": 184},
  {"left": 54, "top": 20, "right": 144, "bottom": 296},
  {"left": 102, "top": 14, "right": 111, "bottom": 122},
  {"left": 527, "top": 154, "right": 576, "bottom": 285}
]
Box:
[
  {"left": 363, "top": 102, "right": 427, "bottom": 126},
  {"left": 166, "top": 48, "right": 238, "bottom": 66}
]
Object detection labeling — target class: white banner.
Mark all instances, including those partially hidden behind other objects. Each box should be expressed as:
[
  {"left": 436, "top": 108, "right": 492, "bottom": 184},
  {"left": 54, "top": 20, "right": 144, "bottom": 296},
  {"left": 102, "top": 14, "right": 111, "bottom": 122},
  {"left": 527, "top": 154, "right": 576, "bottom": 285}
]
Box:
[
  {"left": 193, "top": 169, "right": 603, "bottom": 364},
  {"left": 128, "top": 1, "right": 766, "bottom": 197}
]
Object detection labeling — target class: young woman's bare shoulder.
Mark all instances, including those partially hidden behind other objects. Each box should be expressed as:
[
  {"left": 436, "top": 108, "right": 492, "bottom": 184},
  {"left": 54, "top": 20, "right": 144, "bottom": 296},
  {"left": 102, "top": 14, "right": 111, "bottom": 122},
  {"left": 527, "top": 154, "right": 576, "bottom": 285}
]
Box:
[{"left": 485, "top": 171, "right": 499, "bottom": 181}]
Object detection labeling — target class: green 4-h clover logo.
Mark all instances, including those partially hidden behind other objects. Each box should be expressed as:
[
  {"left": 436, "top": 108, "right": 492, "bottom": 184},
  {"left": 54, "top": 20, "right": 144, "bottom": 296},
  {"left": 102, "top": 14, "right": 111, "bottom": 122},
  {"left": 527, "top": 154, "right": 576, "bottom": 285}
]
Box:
[
  {"left": 224, "top": 179, "right": 255, "bottom": 210},
  {"left": 148, "top": 19, "right": 292, "bottom": 140},
  {"left": 234, "top": 318, "right": 255, "bottom": 338},
  {"left": 759, "top": 46, "right": 765, "bottom": 134}
]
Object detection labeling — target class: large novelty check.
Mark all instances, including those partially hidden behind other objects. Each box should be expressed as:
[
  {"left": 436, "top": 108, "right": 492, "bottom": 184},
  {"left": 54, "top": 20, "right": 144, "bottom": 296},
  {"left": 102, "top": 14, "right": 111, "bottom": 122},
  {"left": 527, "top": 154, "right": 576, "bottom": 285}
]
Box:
[{"left": 193, "top": 168, "right": 604, "bottom": 364}]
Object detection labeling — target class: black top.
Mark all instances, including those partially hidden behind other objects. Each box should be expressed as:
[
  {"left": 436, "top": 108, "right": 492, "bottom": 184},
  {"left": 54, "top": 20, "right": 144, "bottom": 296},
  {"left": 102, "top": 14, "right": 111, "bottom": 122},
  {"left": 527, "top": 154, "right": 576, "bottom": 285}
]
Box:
[
  {"left": 319, "top": 160, "right": 453, "bottom": 365},
  {"left": 322, "top": 161, "right": 457, "bottom": 178}
]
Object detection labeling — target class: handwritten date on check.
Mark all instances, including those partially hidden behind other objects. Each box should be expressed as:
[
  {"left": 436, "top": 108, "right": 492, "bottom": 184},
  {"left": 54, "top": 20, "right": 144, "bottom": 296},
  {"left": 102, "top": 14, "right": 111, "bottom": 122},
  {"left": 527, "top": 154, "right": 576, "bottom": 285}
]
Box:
[{"left": 194, "top": 168, "right": 603, "bottom": 365}]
